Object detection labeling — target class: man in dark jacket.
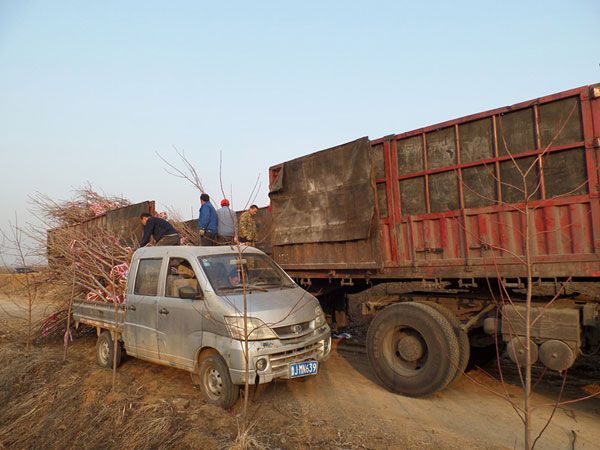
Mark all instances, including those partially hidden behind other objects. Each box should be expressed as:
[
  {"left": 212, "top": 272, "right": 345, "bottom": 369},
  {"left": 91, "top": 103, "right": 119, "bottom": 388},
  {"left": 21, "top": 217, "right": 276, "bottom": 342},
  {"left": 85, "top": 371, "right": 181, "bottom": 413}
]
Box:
[
  {"left": 198, "top": 193, "right": 218, "bottom": 246},
  {"left": 139, "top": 213, "right": 180, "bottom": 246}
]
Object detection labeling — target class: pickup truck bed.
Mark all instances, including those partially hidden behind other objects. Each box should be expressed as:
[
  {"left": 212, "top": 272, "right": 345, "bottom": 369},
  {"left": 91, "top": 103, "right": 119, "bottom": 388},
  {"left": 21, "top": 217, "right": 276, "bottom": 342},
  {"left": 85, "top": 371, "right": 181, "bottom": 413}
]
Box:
[{"left": 73, "top": 299, "right": 125, "bottom": 332}]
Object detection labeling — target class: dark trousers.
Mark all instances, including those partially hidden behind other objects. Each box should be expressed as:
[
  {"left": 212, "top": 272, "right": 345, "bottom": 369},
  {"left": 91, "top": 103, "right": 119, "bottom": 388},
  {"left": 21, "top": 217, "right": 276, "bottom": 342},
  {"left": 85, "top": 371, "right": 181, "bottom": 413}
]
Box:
[
  {"left": 239, "top": 237, "right": 254, "bottom": 245},
  {"left": 200, "top": 231, "right": 216, "bottom": 246},
  {"left": 156, "top": 234, "right": 180, "bottom": 246},
  {"left": 217, "top": 235, "right": 235, "bottom": 245}
]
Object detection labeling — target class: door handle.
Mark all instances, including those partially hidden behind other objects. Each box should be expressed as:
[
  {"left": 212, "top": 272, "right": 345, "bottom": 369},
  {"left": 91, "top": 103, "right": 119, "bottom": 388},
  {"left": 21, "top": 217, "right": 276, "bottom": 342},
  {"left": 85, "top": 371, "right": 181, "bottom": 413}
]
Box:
[
  {"left": 127, "top": 305, "right": 136, "bottom": 311},
  {"left": 159, "top": 308, "right": 169, "bottom": 315}
]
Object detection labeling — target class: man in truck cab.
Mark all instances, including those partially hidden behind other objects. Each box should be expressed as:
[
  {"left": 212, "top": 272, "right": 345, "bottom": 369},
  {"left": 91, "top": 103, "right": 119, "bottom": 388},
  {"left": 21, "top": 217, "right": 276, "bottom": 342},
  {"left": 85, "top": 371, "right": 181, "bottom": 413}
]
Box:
[
  {"left": 227, "top": 268, "right": 241, "bottom": 287},
  {"left": 168, "top": 260, "right": 199, "bottom": 297},
  {"left": 139, "top": 213, "right": 180, "bottom": 247}
]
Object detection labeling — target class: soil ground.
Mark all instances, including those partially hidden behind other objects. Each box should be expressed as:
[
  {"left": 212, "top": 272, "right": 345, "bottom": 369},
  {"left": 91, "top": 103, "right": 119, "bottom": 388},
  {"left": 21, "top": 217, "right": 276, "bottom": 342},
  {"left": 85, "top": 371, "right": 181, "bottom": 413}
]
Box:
[{"left": 1, "top": 290, "right": 600, "bottom": 449}]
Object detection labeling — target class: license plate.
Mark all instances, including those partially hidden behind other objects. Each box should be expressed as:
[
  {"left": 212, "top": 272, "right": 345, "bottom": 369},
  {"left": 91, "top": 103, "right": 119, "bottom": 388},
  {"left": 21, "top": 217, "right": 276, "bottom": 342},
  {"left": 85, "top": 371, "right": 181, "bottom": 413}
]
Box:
[{"left": 290, "top": 361, "right": 318, "bottom": 378}]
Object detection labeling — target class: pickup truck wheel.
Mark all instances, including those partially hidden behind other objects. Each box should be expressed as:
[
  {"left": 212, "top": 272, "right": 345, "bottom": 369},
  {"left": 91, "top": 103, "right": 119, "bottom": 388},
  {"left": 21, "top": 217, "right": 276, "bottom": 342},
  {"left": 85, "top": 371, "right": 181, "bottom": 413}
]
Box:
[
  {"left": 418, "top": 302, "right": 470, "bottom": 385},
  {"left": 96, "top": 330, "right": 122, "bottom": 369},
  {"left": 366, "top": 302, "right": 460, "bottom": 397},
  {"left": 198, "top": 353, "right": 239, "bottom": 409}
]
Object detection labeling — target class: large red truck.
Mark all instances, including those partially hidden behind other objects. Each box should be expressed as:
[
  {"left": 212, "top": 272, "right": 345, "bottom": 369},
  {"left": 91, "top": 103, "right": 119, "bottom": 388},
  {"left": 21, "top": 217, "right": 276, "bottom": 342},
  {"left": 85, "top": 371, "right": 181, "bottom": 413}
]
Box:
[{"left": 263, "top": 83, "right": 600, "bottom": 396}]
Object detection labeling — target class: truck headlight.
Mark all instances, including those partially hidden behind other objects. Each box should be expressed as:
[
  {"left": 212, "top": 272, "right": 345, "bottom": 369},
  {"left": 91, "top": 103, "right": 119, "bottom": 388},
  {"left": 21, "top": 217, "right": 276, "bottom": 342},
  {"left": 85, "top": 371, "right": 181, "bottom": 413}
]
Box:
[
  {"left": 224, "top": 316, "right": 278, "bottom": 341},
  {"left": 315, "top": 306, "right": 326, "bottom": 328},
  {"left": 255, "top": 357, "right": 268, "bottom": 371}
]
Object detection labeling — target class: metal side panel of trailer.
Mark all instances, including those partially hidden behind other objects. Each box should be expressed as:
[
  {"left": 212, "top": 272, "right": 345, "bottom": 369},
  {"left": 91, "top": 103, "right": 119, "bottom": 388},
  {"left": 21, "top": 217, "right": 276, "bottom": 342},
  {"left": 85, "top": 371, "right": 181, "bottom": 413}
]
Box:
[
  {"left": 268, "top": 137, "right": 383, "bottom": 272},
  {"left": 47, "top": 201, "right": 155, "bottom": 265},
  {"left": 269, "top": 84, "right": 600, "bottom": 281}
]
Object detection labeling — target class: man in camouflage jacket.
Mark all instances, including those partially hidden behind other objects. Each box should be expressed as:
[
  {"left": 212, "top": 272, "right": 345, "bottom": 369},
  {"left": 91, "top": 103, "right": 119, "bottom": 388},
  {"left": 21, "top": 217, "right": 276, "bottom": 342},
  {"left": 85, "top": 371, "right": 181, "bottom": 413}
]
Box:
[{"left": 238, "top": 205, "right": 258, "bottom": 244}]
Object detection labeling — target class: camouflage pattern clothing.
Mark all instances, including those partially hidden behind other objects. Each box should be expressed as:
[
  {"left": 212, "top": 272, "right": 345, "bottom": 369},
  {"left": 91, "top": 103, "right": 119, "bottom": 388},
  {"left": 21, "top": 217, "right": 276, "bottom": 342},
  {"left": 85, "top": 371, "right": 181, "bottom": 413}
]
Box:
[{"left": 238, "top": 211, "right": 257, "bottom": 242}]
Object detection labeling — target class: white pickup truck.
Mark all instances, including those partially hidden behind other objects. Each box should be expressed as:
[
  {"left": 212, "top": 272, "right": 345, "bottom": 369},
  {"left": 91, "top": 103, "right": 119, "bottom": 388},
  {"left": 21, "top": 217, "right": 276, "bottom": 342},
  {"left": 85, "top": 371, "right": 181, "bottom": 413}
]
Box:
[{"left": 73, "top": 245, "right": 331, "bottom": 408}]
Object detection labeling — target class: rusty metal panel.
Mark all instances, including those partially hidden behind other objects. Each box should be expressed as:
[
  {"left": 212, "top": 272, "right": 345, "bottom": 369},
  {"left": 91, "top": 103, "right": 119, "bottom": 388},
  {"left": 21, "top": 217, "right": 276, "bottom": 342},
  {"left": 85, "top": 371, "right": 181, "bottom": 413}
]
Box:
[
  {"left": 570, "top": 203, "right": 594, "bottom": 254},
  {"left": 397, "top": 222, "right": 411, "bottom": 262},
  {"left": 376, "top": 183, "right": 388, "bottom": 217},
  {"left": 497, "top": 108, "right": 536, "bottom": 155},
  {"left": 539, "top": 97, "right": 583, "bottom": 148},
  {"left": 532, "top": 208, "right": 548, "bottom": 256},
  {"left": 543, "top": 148, "right": 588, "bottom": 198},
  {"left": 459, "top": 118, "right": 494, "bottom": 163},
  {"left": 270, "top": 83, "right": 599, "bottom": 281},
  {"left": 497, "top": 210, "right": 523, "bottom": 257},
  {"left": 372, "top": 144, "right": 385, "bottom": 179},
  {"left": 465, "top": 214, "right": 482, "bottom": 257},
  {"left": 462, "top": 164, "right": 497, "bottom": 208},
  {"left": 500, "top": 156, "right": 541, "bottom": 203},
  {"left": 502, "top": 305, "right": 580, "bottom": 342},
  {"left": 105, "top": 201, "right": 155, "bottom": 242},
  {"left": 545, "top": 205, "right": 576, "bottom": 255},
  {"left": 269, "top": 137, "right": 373, "bottom": 246},
  {"left": 456, "top": 200, "right": 596, "bottom": 263},
  {"left": 426, "top": 127, "right": 456, "bottom": 169},
  {"left": 273, "top": 239, "right": 380, "bottom": 269},
  {"left": 400, "top": 177, "right": 426, "bottom": 215},
  {"left": 397, "top": 135, "right": 423, "bottom": 176},
  {"left": 409, "top": 217, "right": 461, "bottom": 262},
  {"left": 47, "top": 201, "right": 154, "bottom": 248},
  {"left": 271, "top": 207, "right": 382, "bottom": 271},
  {"left": 429, "top": 171, "right": 459, "bottom": 212}
]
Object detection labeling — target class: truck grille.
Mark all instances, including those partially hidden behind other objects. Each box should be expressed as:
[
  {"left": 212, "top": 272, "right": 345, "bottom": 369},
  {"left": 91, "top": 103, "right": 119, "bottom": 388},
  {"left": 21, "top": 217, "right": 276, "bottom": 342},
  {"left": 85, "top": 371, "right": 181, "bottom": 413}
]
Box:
[
  {"left": 273, "top": 321, "right": 312, "bottom": 340},
  {"left": 269, "top": 341, "right": 324, "bottom": 375}
]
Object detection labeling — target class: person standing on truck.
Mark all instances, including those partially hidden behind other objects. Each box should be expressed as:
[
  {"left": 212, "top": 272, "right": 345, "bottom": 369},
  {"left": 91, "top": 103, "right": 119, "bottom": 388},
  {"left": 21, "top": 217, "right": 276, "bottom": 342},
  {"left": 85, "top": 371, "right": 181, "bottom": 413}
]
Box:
[
  {"left": 238, "top": 205, "right": 258, "bottom": 245},
  {"left": 139, "top": 213, "right": 180, "bottom": 246},
  {"left": 216, "top": 199, "right": 237, "bottom": 244},
  {"left": 198, "top": 193, "right": 218, "bottom": 246}
]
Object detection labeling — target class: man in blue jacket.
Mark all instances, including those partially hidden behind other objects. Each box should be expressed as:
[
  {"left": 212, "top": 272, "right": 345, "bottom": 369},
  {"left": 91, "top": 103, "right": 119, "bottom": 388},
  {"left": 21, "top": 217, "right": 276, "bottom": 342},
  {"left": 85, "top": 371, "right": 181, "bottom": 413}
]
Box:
[{"left": 198, "top": 193, "right": 218, "bottom": 246}]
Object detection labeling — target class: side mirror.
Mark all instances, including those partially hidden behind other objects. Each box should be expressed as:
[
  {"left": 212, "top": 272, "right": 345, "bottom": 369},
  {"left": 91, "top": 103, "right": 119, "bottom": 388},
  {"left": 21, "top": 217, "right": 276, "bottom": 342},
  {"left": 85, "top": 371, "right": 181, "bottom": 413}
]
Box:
[{"left": 179, "top": 286, "right": 203, "bottom": 300}]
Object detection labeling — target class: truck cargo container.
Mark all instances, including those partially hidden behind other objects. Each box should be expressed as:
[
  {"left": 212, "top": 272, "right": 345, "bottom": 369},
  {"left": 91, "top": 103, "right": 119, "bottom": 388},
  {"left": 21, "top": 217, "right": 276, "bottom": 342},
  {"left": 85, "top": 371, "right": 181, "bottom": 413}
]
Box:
[
  {"left": 47, "top": 200, "right": 155, "bottom": 265},
  {"left": 266, "top": 83, "right": 600, "bottom": 396}
]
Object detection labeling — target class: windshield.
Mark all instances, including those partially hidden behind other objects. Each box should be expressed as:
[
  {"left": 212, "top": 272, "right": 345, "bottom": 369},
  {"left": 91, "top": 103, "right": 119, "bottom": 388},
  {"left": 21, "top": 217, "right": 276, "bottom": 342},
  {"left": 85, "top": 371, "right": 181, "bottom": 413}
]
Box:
[{"left": 199, "top": 253, "right": 295, "bottom": 294}]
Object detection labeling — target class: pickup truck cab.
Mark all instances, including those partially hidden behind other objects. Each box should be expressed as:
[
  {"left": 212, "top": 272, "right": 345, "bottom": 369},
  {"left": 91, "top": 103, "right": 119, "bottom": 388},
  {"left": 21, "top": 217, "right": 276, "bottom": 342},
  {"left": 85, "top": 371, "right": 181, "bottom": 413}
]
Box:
[{"left": 73, "top": 245, "right": 331, "bottom": 408}]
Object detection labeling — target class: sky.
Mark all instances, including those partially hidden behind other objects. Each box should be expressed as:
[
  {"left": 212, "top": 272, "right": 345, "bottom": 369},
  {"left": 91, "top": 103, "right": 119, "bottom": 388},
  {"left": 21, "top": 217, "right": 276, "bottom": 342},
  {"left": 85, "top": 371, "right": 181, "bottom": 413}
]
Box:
[{"left": 0, "top": 1, "right": 599, "bottom": 260}]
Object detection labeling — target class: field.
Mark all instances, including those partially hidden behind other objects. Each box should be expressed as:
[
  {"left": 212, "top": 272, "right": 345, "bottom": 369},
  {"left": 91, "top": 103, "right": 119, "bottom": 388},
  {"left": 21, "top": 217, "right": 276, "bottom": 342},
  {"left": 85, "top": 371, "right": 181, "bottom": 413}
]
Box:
[{"left": 1, "top": 279, "right": 600, "bottom": 449}]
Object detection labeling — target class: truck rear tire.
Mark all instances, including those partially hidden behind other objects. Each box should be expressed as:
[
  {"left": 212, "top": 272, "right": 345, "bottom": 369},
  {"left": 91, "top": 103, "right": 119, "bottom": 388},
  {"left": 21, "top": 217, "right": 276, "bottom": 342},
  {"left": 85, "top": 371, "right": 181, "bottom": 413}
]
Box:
[
  {"left": 198, "top": 353, "right": 239, "bottom": 409},
  {"left": 418, "top": 302, "right": 470, "bottom": 385},
  {"left": 96, "top": 330, "right": 122, "bottom": 369},
  {"left": 366, "top": 302, "right": 460, "bottom": 397}
]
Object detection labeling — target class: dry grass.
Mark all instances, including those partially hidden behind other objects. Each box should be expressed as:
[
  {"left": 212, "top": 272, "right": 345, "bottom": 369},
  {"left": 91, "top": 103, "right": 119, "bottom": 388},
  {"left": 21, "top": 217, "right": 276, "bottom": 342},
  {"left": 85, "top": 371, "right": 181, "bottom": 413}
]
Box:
[
  {"left": 227, "top": 419, "right": 269, "bottom": 450},
  {"left": 0, "top": 273, "right": 43, "bottom": 294},
  {"left": 0, "top": 339, "right": 295, "bottom": 450},
  {"left": 0, "top": 342, "right": 232, "bottom": 450}
]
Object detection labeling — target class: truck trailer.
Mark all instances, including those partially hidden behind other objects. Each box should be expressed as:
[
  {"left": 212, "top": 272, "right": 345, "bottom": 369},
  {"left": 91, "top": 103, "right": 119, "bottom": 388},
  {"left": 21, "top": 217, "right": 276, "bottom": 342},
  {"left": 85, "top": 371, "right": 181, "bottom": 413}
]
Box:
[{"left": 264, "top": 83, "right": 600, "bottom": 397}]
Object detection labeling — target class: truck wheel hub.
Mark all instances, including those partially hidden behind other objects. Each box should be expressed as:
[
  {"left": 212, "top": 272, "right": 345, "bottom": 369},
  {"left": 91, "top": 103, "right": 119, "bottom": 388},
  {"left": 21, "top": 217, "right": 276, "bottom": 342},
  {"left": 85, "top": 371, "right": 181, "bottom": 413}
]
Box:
[
  {"left": 206, "top": 368, "right": 223, "bottom": 396},
  {"left": 397, "top": 335, "right": 425, "bottom": 362},
  {"left": 99, "top": 341, "right": 110, "bottom": 363}
]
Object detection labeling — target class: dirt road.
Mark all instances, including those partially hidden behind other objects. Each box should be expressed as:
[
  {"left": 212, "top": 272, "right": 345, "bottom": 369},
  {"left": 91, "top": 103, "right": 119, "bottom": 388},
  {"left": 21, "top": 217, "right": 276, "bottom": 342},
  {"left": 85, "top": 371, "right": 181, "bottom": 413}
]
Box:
[{"left": 1, "top": 327, "right": 599, "bottom": 449}]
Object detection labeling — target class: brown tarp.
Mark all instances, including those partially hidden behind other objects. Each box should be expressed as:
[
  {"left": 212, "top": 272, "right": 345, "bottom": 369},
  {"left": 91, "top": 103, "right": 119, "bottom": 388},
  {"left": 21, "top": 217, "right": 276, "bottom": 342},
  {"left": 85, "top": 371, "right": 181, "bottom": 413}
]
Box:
[{"left": 269, "top": 137, "right": 374, "bottom": 246}]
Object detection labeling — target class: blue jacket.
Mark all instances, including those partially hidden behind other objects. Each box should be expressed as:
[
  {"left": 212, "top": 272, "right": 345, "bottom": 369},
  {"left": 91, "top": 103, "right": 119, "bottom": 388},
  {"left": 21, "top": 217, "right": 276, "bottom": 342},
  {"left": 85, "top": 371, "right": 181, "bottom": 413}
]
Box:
[{"left": 198, "top": 202, "right": 218, "bottom": 234}]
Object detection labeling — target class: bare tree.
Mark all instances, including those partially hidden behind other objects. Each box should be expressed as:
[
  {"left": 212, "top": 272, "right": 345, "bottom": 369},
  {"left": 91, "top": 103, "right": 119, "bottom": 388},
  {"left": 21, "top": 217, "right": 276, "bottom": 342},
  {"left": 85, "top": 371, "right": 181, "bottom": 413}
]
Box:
[
  {"left": 0, "top": 216, "right": 45, "bottom": 350},
  {"left": 456, "top": 101, "right": 597, "bottom": 448},
  {"left": 161, "top": 150, "right": 311, "bottom": 449}
]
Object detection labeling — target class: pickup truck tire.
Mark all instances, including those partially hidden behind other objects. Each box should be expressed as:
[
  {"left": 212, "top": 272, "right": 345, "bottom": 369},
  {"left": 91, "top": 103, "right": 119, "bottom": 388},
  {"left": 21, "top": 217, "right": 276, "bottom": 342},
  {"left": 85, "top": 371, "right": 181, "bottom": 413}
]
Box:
[
  {"left": 198, "top": 353, "right": 239, "bottom": 409},
  {"left": 96, "top": 330, "right": 122, "bottom": 369},
  {"left": 366, "top": 302, "right": 460, "bottom": 397},
  {"left": 417, "top": 302, "right": 470, "bottom": 385}
]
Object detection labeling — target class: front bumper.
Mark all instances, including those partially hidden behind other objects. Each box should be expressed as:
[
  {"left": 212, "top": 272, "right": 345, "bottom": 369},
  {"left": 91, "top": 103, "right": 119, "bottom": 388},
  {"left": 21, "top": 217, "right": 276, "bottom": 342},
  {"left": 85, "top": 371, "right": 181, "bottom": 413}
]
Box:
[{"left": 226, "top": 325, "right": 331, "bottom": 385}]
